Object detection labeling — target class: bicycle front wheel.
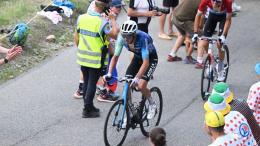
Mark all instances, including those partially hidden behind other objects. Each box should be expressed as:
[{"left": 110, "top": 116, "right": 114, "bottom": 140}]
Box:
[
  {"left": 201, "top": 56, "right": 212, "bottom": 101},
  {"left": 140, "top": 87, "right": 163, "bottom": 137},
  {"left": 222, "top": 45, "right": 230, "bottom": 82},
  {"left": 104, "top": 99, "right": 129, "bottom": 146}
]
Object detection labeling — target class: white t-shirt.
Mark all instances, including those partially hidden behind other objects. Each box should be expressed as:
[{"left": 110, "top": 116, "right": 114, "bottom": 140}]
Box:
[
  {"left": 224, "top": 111, "right": 257, "bottom": 146},
  {"left": 129, "top": 0, "right": 155, "bottom": 24},
  {"left": 208, "top": 133, "right": 244, "bottom": 146},
  {"left": 247, "top": 81, "right": 260, "bottom": 126}
]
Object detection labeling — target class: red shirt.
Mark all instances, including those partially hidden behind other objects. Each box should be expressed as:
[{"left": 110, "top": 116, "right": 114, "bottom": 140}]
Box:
[{"left": 198, "top": 0, "right": 232, "bottom": 13}]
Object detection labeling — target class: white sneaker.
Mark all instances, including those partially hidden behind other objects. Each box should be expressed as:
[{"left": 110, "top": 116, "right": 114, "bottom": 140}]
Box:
[
  {"left": 217, "top": 70, "right": 226, "bottom": 82},
  {"left": 147, "top": 103, "right": 157, "bottom": 120},
  {"left": 232, "top": 3, "right": 241, "bottom": 12},
  {"left": 121, "top": 117, "right": 127, "bottom": 129}
]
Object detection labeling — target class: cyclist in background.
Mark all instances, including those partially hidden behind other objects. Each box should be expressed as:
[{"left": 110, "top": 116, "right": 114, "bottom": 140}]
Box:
[
  {"left": 192, "top": 0, "right": 232, "bottom": 82},
  {"left": 104, "top": 20, "right": 158, "bottom": 119}
]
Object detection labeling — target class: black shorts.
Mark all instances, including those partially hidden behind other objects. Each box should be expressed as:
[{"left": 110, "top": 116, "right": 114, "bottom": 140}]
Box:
[
  {"left": 125, "top": 54, "right": 158, "bottom": 81},
  {"left": 163, "top": 0, "right": 179, "bottom": 8},
  {"left": 203, "top": 12, "right": 226, "bottom": 37}
]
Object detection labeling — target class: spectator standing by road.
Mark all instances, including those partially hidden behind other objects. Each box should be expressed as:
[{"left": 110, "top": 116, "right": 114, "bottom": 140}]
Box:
[
  {"left": 73, "top": 0, "right": 122, "bottom": 100},
  {"left": 167, "top": 0, "right": 200, "bottom": 63},
  {"left": 127, "top": 0, "right": 161, "bottom": 34},
  {"left": 158, "top": 0, "right": 179, "bottom": 40},
  {"left": 247, "top": 63, "right": 260, "bottom": 126},
  {"left": 74, "top": 0, "right": 118, "bottom": 118},
  {"left": 96, "top": 0, "right": 123, "bottom": 102}
]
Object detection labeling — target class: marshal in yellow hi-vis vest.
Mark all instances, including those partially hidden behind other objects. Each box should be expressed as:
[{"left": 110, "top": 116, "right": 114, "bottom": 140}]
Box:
[{"left": 77, "top": 14, "right": 109, "bottom": 69}]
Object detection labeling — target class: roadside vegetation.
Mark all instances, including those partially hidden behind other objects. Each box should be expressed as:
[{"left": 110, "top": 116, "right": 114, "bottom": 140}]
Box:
[{"left": 0, "top": 0, "right": 90, "bottom": 84}]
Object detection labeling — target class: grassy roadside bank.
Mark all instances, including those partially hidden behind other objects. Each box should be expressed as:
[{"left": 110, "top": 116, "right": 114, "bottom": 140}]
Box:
[{"left": 0, "top": 0, "right": 90, "bottom": 84}]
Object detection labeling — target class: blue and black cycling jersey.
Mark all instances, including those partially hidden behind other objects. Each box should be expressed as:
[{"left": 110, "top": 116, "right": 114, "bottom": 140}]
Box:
[{"left": 114, "top": 30, "right": 157, "bottom": 60}]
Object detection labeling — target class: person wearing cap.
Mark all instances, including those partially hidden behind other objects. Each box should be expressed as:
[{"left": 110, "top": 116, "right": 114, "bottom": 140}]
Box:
[
  {"left": 204, "top": 94, "right": 257, "bottom": 145},
  {"left": 149, "top": 127, "right": 167, "bottom": 146},
  {"left": 74, "top": 0, "right": 122, "bottom": 99},
  {"left": 192, "top": 0, "right": 232, "bottom": 82},
  {"left": 74, "top": 0, "right": 118, "bottom": 118},
  {"left": 204, "top": 111, "right": 244, "bottom": 145},
  {"left": 96, "top": 0, "right": 123, "bottom": 102},
  {"left": 247, "top": 63, "right": 260, "bottom": 126},
  {"left": 213, "top": 82, "right": 260, "bottom": 144}
]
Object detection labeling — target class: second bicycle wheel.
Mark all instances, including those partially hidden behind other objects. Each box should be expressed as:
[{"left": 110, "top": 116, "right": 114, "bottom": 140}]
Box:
[
  {"left": 104, "top": 99, "right": 129, "bottom": 146},
  {"left": 222, "top": 44, "right": 230, "bottom": 82},
  {"left": 140, "top": 87, "right": 163, "bottom": 137},
  {"left": 201, "top": 56, "right": 213, "bottom": 101}
]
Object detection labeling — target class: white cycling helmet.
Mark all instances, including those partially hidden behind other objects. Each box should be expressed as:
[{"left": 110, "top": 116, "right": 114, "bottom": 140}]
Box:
[{"left": 121, "top": 20, "right": 138, "bottom": 35}]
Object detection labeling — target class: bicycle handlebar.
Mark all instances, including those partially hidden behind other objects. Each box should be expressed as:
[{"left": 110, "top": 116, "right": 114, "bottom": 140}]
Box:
[
  {"left": 105, "top": 76, "right": 133, "bottom": 83},
  {"left": 108, "top": 76, "right": 140, "bottom": 92}
]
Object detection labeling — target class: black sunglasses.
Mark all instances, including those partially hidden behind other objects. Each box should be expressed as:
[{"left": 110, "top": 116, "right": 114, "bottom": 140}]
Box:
[
  {"left": 122, "top": 34, "right": 134, "bottom": 39},
  {"left": 212, "top": 0, "right": 222, "bottom": 3}
]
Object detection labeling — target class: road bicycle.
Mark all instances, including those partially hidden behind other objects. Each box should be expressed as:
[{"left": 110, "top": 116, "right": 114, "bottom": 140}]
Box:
[
  {"left": 103, "top": 77, "right": 163, "bottom": 146},
  {"left": 200, "top": 37, "right": 230, "bottom": 101}
]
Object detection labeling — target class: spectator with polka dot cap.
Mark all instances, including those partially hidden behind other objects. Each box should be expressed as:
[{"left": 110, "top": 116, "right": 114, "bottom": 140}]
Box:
[
  {"left": 204, "top": 111, "right": 244, "bottom": 146},
  {"left": 213, "top": 82, "right": 260, "bottom": 144},
  {"left": 247, "top": 63, "right": 260, "bottom": 126},
  {"left": 204, "top": 94, "right": 257, "bottom": 146}
]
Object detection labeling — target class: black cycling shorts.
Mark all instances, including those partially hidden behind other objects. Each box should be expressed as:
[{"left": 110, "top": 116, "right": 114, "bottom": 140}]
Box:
[
  {"left": 163, "top": 0, "right": 179, "bottom": 8},
  {"left": 125, "top": 54, "right": 158, "bottom": 81},
  {"left": 203, "top": 12, "right": 226, "bottom": 37}
]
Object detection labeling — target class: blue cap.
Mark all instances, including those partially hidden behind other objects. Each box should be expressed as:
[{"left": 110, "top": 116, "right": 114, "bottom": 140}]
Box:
[
  {"left": 255, "top": 63, "right": 260, "bottom": 75},
  {"left": 110, "top": 0, "right": 122, "bottom": 7}
]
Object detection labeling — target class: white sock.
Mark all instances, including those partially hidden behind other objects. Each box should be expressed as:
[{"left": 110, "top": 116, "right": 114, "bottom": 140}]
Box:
[
  {"left": 170, "top": 51, "right": 176, "bottom": 57},
  {"left": 197, "top": 57, "right": 203, "bottom": 64},
  {"left": 79, "top": 80, "right": 84, "bottom": 83}
]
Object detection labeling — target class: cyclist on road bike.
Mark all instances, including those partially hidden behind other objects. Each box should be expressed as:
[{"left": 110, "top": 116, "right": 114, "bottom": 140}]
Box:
[
  {"left": 192, "top": 0, "right": 232, "bottom": 82},
  {"left": 104, "top": 20, "right": 158, "bottom": 120}
]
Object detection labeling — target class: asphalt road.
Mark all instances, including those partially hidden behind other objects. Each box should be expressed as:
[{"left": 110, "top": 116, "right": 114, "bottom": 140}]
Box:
[{"left": 0, "top": 0, "right": 260, "bottom": 146}]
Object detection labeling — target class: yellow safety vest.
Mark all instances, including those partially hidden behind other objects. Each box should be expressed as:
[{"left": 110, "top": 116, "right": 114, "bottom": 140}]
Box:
[{"left": 76, "top": 14, "right": 109, "bottom": 68}]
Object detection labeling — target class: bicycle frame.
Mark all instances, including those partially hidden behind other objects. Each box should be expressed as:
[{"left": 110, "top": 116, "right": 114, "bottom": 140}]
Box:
[
  {"left": 112, "top": 78, "right": 133, "bottom": 129},
  {"left": 202, "top": 37, "right": 228, "bottom": 80}
]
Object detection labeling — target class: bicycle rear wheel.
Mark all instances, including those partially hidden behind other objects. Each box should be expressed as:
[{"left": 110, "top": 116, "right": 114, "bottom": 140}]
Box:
[
  {"left": 140, "top": 87, "right": 163, "bottom": 137},
  {"left": 104, "top": 99, "right": 129, "bottom": 146},
  {"left": 222, "top": 45, "right": 230, "bottom": 82},
  {"left": 201, "top": 56, "right": 213, "bottom": 101}
]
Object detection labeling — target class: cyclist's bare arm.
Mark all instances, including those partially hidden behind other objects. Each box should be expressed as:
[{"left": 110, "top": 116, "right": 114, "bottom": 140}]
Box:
[
  {"left": 136, "top": 59, "right": 149, "bottom": 79},
  {"left": 194, "top": 11, "right": 204, "bottom": 33},
  {"left": 222, "top": 13, "right": 232, "bottom": 37}
]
